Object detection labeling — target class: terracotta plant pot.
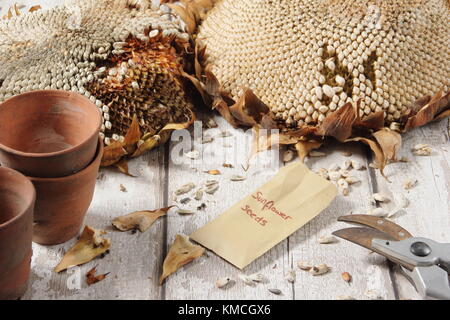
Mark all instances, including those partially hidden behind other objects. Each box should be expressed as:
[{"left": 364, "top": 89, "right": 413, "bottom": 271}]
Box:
[
  {"left": 0, "top": 167, "right": 35, "bottom": 300},
  {"left": 30, "top": 137, "right": 103, "bottom": 245},
  {"left": 0, "top": 90, "right": 101, "bottom": 178}
]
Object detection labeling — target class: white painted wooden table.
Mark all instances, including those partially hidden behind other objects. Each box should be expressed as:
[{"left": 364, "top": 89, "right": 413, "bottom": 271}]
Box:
[{"left": 2, "top": 1, "right": 449, "bottom": 300}]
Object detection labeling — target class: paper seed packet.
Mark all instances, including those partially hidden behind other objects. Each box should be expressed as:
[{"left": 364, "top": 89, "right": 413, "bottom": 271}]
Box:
[{"left": 191, "top": 162, "right": 338, "bottom": 269}]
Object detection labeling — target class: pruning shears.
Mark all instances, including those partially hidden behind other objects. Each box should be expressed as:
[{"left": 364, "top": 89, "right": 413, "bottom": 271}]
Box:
[{"left": 333, "top": 215, "right": 450, "bottom": 300}]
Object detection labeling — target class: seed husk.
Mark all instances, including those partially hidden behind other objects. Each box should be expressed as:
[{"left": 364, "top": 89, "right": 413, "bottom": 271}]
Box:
[
  {"left": 177, "top": 209, "right": 195, "bottom": 215},
  {"left": 318, "top": 235, "right": 337, "bottom": 244},
  {"left": 404, "top": 179, "right": 418, "bottom": 190},
  {"left": 297, "top": 261, "right": 313, "bottom": 271},
  {"left": 205, "top": 184, "right": 219, "bottom": 194},
  {"left": 230, "top": 175, "right": 246, "bottom": 181},
  {"left": 216, "top": 277, "right": 232, "bottom": 288},
  {"left": 268, "top": 288, "right": 282, "bottom": 295},
  {"left": 185, "top": 150, "right": 200, "bottom": 159},
  {"left": 309, "top": 264, "right": 331, "bottom": 276},
  {"left": 368, "top": 207, "right": 388, "bottom": 218},
  {"left": 373, "top": 193, "right": 390, "bottom": 203},
  {"left": 283, "top": 150, "right": 295, "bottom": 162},
  {"left": 175, "top": 182, "right": 195, "bottom": 195},
  {"left": 194, "top": 189, "right": 203, "bottom": 201},
  {"left": 284, "top": 269, "right": 296, "bottom": 283}
]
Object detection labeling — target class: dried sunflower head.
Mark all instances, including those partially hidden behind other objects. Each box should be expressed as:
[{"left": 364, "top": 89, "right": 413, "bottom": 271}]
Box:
[
  {"left": 0, "top": 0, "right": 194, "bottom": 146},
  {"left": 197, "top": 0, "right": 449, "bottom": 131}
]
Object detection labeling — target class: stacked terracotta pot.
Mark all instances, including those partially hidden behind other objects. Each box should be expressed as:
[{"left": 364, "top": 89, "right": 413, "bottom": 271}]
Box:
[{"left": 0, "top": 90, "right": 103, "bottom": 299}]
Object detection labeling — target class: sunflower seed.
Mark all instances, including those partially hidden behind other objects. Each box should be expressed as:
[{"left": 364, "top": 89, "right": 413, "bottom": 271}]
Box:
[
  {"left": 205, "top": 118, "right": 218, "bottom": 129},
  {"left": 284, "top": 269, "right": 296, "bottom": 283},
  {"left": 238, "top": 274, "right": 254, "bottom": 286},
  {"left": 329, "top": 171, "right": 341, "bottom": 181},
  {"left": 318, "top": 235, "right": 337, "bottom": 244},
  {"left": 309, "top": 264, "right": 331, "bottom": 276},
  {"left": 373, "top": 193, "right": 390, "bottom": 203},
  {"left": 216, "top": 277, "right": 232, "bottom": 288},
  {"left": 297, "top": 261, "right": 313, "bottom": 271},
  {"left": 342, "top": 160, "right": 353, "bottom": 170},
  {"left": 230, "top": 175, "right": 246, "bottom": 181},
  {"left": 223, "top": 163, "right": 234, "bottom": 168},
  {"left": 316, "top": 168, "right": 329, "bottom": 180},
  {"left": 351, "top": 160, "right": 366, "bottom": 170},
  {"left": 309, "top": 151, "right": 326, "bottom": 157},
  {"left": 204, "top": 180, "right": 219, "bottom": 187},
  {"left": 201, "top": 135, "right": 213, "bottom": 144},
  {"left": 404, "top": 179, "right": 418, "bottom": 190},
  {"left": 205, "top": 184, "right": 219, "bottom": 194},
  {"left": 194, "top": 189, "right": 203, "bottom": 201},
  {"left": 341, "top": 272, "right": 352, "bottom": 283},
  {"left": 341, "top": 151, "right": 353, "bottom": 157},
  {"left": 217, "top": 130, "right": 232, "bottom": 138},
  {"left": 364, "top": 290, "right": 384, "bottom": 300},
  {"left": 268, "top": 288, "right": 282, "bottom": 295},
  {"left": 180, "top": 198, "right": 191, "bottom": 204},
  {"left": 329, "top": 164, "right": 341, "bottom": 172},
  {"left": 177, "top": 209, "right": 195, "bottom": 215},
  {"left": 248, "top": 273, "right": 264, "bottom": 283},
  {"left": 283, "top": 150, "right": 295, "bottom": 162},
  {"left": 185, "top": 150, "right": 200, "bottom": 159},
  {"left": 175, "top": 183, "right": 196, "bottom": 195},
  {"left": 345, "top": 176, "right": 360, "bottom": 185},
  {"left": 119, "top": 184, "right": 127, "bottom": 192},
  {"left": 368, "top": 207, "right": 388, "bottom": 217}
]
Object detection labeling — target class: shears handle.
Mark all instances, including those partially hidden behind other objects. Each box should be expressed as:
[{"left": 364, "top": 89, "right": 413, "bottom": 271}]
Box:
[{"left": 406, "top": 266, "right": 450, "bottom": 300}]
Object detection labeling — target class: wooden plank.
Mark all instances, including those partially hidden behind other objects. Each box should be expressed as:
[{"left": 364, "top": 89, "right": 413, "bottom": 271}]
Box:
[
  {"left": 164, "top": 115, "right": 292, "bottom": 299},
  {"left": 23, "top": 150, "right": 167, "bottom": 299},
  {"left": 290, "top": 143, "right": 396, "bottom": 300},
  {"left": 372, "top": 119, "right": 450, "bottom": 300}
]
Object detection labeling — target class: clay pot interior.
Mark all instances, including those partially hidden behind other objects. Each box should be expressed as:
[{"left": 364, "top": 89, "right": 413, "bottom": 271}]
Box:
[{"left": 0, "top": 90, "right": 100, "bottom": 154}]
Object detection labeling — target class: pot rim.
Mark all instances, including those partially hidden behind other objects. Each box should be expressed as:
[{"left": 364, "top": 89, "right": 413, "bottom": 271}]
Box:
[
  {"left": 27, "top": 136, "right": 104, "bottom": 182},
  {"left": 0, "top": 90, "right": 102, "bottom": 159},
  {"left": 0, "top": 167, "right": 36, "bottom": 230}
]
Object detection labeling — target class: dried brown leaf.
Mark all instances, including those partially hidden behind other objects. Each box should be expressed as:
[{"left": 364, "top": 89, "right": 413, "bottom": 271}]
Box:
[
  {"left": 86, "top": 266, "right": 109, "bottom": 286},
  {"left": 295, "top": 141, "right": 323, "bottom": 162},
  {"left": 166, "top": 3, "right": 196, "bottom": 33},
  {"left": 113, "top": 158, "right": 136, "bottom": 177},
  {"left": 123, "top": 115, "right": 141, "bottom": 154},
  {"left": 373, "top": 128, "right": 402, "bottom": 161},
  {"left": 160, "top": 235, "right": 205, "bottom": 284},
  {"left": 347, "top": 137, "right": 387, "bottom": 178},
  {"left": 54, "top": 226, "right": 111, "bottom": 273},
  {"left": 405, "top": 90, "right": 450, "bottom": 130},
  {"left": 112, "top": 207, "right": 173, "bottom": 232},
  {"left": 228, "top": 89, "right": 270, "bottom": 127},
  {"left": 357, "top": 111, "right": 385, "bottom": 130},
  {"left": 317, "top": 102, "right": 358, "bottom": 141},
  {"left": 29, "top": 5, "right": 41, "bottom": 12},
  {"left": 101, "top": 140, "right": 127, "bottom": 167}
]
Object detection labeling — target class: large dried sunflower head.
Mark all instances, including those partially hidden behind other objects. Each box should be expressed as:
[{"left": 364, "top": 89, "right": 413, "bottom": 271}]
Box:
[
  {"left": 0, "top": 0, "right": 194, "bottom": 145},
  {"left": 198, "top": 0, "right": 449, "bottom": 130}
]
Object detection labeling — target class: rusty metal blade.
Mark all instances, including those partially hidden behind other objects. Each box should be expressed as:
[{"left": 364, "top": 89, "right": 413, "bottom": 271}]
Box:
[
  {"left": 337, "top": 215, "right": 413, "bottom": 240},
  {"left": 332, "top": 227, "right": 415, "bottom": 270}
]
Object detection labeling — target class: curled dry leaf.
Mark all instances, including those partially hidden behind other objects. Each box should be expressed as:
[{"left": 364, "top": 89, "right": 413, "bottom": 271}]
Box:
[
  {"left": 372, "top": 128, "right": 402, "bottom": 162},
  {"left": 160, "top": 235, "right": 205, "bottom": 284},
  {"left": 347, "top": 137, "right": 387, "bottom": 179},
  {"left": 112, "top": 207, "right": 173, "bottom": 232},
  {"left": 228, "top": 89, "right": 270, "bottom": 127},
  {"left": 86, "top": 266, "right": 109, "bottom": 286},
  {"left": 54, "top": 226, "right": 111, "bottom": 273},
  {"left": 29, "top": 5, "right": 41, "bottom": 12},
  {"left": 316, "top": 102, "right": 358, "bottom": 142},
  {"left": 295, "top": 140, "right": 323, "bottom": 162},
  {"left": 114, "top": 158, "right": 136, "bottom": 177}
]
